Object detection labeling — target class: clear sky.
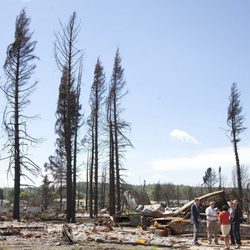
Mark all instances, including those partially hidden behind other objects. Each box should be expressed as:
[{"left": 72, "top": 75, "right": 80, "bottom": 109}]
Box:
[{"left": 0, "top": 0, "right": 250, "bottom": 188}]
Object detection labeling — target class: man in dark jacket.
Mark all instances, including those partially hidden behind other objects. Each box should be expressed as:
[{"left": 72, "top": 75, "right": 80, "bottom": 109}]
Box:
[
  {"left": 191, "top": 198, "right": 201, "bottom": 245},
  {"left": 231, "top": 200, "right": 242, "bottom": 249}
]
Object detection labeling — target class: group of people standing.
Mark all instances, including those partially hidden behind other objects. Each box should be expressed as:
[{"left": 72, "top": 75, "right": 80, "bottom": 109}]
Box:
[{"left": 191, "top": 198, "right": 242, "bottom": 249}]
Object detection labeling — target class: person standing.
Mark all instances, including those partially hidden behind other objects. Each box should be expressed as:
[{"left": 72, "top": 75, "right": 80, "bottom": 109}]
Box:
[
  {"left": 231, "top": 200, "right": 242, "bottom": 249},
  {"left": 191, "top": 198, "right": 201, "bottom": 246},
  {"left": 219, "top": 205, "right": 231, "bottom": 250},
  {"left": 228, "top": 201, "right": 236, "bottom": 245},
  {"left": 205, "top": 201, "right": 219, "bottom": 245}
]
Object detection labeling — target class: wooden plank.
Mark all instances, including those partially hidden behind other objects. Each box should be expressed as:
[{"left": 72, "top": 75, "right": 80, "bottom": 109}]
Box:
[
  {"left": 0, "top": 226, "right": 45, "bottom": 231},
  {"left": 62, "top": 224, "right": 74, "bottom": 245}
]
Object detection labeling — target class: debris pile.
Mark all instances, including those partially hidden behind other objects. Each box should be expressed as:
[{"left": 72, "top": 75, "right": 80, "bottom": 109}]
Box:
[
  {"left": 114, "top": 190, "right": 250, "bottom": 238},
  {"left": 0, "top": 221, "right": 193, "bottom": 248}
]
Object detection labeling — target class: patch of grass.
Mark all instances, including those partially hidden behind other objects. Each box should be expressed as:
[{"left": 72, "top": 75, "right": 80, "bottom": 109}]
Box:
[{"left": 150, "top": 247, "right": 159, "bottom": 250}]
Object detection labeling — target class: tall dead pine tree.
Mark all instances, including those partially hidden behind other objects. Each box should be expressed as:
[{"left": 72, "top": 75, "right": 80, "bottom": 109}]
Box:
[
  {"left": 86, "top": 114, "right": 95, "bottom": 218},
  {"left": 227, "top": 82, "right": 246, "bottom": 206},
  {"left": 88, "top": 58, "right": 106, "bottom": 217},
  {"left": 72, "top": 65, "right": 83, "bottom": 218},
  {"left": 106, "top": 87, "right": 115, "bottom": 215},
  {"left": 54, "top": 12, "right": 83, "bottom": 223},
  {"left": 106, "top": 49, "right": 133, "bottom": 214},
  {"left": 1, "top": 9, "right": 40, "bottom": 220}
]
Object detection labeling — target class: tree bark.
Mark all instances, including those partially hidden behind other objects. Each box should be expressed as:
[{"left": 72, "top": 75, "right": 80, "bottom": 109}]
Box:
[{"left": 233, "top": 139, "right": 243, "bottom": 206}]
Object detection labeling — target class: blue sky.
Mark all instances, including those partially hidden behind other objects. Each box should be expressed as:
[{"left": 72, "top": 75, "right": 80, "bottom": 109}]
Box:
[{"left": 0, "top": 0, "right": 250, "bottom": 188}]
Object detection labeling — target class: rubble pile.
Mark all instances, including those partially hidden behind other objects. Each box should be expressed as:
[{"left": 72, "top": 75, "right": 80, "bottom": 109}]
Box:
[{"left": 0, "top": 220, "right": 193, "bottom": 249}]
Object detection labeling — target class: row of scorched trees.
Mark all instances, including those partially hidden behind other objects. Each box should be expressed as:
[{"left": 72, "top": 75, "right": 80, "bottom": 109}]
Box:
[{"left": 1, "top": 10, "right": 132, "bottom": 222}]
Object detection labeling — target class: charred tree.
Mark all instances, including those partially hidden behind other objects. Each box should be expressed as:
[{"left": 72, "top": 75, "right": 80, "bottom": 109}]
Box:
[
  {"left": 107, "top": 49, "right": 133, "bottom": 213},
  {"left": 218, "top": 166, "right": 222, "bottom": 190},
  {"left": 85, "top": 152, "right": 89, "bottom": 212},
  {"left": 87, "top": 113, "right": 95, "bottom": 218},
  {"left": 54, "top": 12, "right": 83, "bottom": 222},
  {"left": 100, "top": 166, "right": 107, "bottom": 209},
  {"left": 227, "top": 82, "right": 246, "bottom": 207},
  {"left": 72, "top": 62, "right": 83, "bottom": 217},
  {"left": 106, "top": 91, "right": 115, "bottom": 215},
  {"left": 89, "top": 58, "right": 106, "bottom": 217},
  {"left": 1, "top": 9, "right": 41, "bottom": 221},
  {"left": 85, "top": 113, "right": 95, "bottom": 217}
]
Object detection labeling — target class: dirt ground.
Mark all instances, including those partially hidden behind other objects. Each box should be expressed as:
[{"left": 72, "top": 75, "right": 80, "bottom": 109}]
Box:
[
  {"left": 0, "top": 217, "right": 250, "bottom": 250},
  {"left": 0, "top": 223, "right": 250, "bottom": 250},
  {"left": 1, "top": 239, "right": 250, "bottom": 250}
]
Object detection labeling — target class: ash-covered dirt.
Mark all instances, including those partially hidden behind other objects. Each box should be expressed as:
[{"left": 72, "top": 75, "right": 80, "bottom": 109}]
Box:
[{"left": 0, "top": 215, "right": 250, "bottom": 250}]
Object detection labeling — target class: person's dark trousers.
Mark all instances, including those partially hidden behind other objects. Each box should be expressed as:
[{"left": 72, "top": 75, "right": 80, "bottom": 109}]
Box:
[
  {"left": 232, "top": 221, "right": 241, "bottom": 245},
  {"left": 193, "top": 222, "right": 200, "bottom": 243},
  {"left": 230, "top": 224, "right": 235, "bottom": 245}
]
